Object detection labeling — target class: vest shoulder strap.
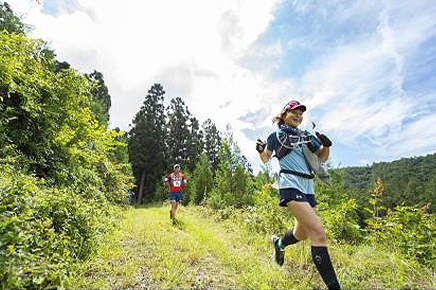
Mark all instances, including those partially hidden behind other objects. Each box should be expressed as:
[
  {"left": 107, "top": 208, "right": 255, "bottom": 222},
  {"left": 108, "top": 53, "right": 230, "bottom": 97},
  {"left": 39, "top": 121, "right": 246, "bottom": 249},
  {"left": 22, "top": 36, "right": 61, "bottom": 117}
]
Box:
[{"left": 279, "top": 169, "right": 315, "bottom": 179}]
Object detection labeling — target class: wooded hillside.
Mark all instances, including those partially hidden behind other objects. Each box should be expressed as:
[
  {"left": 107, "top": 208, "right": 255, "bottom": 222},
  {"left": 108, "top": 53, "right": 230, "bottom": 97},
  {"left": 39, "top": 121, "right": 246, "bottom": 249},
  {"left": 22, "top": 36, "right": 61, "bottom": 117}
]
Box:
[{"left": 340, "top": 153, "right": 436, "bottom": 212}]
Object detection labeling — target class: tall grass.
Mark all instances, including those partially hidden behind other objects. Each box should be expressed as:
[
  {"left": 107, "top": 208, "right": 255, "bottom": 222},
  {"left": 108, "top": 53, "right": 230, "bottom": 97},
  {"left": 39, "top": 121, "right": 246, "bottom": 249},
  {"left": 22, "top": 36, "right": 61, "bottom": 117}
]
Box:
[{"left": 68, "top": 204, "right": 436, "bottom": 289}]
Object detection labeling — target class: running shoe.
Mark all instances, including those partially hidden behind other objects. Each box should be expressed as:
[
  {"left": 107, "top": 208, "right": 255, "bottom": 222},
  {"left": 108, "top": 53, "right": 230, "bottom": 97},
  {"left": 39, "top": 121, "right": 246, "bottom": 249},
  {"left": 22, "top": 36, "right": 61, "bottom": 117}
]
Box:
[{"left": 271, "top": 235, "right": 285, "bottom": 266}]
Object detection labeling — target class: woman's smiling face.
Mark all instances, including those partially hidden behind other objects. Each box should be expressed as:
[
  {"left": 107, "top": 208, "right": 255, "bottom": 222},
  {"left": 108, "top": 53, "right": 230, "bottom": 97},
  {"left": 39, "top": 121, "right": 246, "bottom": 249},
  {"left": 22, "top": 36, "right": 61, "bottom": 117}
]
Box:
[{"left": 283, "top": 108, "right": 304, "bottom": 127}]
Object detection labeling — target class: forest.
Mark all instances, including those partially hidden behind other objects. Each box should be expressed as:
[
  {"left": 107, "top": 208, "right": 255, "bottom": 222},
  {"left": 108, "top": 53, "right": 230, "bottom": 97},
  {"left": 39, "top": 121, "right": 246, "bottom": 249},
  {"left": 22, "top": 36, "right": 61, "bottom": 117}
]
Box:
[
  {"left": 0, "top": 2, "right": 434, "bottom": 289},
  {"left": 341, "top": 153, "right": 436, "bottom": 213}
]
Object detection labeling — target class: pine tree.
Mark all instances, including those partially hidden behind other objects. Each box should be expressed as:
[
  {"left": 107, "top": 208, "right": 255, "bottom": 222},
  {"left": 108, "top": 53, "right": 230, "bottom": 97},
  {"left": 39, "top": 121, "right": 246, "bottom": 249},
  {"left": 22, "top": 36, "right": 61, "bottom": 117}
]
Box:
[
  {"left": 202, "top": 118, "right": 221, "bottom": 172},
  {"left": 190, "top": 153, "right": 213, "bottom": 204},
  {"left": 128, "top": 83, "right": 166, "bottom": 203},
  {"left": 186, "top": 116, "right": 203, "bottom": 171},
  {"left": 206, "top": 133, "right": 253, "bottom": 208},
  {"left": 166, "top": 97, "right": 191, "bottom": 169}
]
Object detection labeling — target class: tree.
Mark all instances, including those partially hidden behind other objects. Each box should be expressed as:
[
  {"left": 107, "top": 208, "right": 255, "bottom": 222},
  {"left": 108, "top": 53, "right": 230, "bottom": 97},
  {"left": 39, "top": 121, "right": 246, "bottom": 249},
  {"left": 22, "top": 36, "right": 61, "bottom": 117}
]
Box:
[
  {"left": 424, "top": 173, "right": 436, "bottom": 212},
  {"left": 166, "top": 97, "right": 191, "bottom": 168},
  {"left": 341, "top": 152, "right": 436, "bottom": 213},
  {"left": 85, "top": 70, "right": 111, "bottom": 127},
  {"left": 0, "top": 30, "right": 133, "bottom": 288},
  {"left": 0, "top": 31, "right": 96, "bottom": 182},
  {"left": 206, "top": 133, "right": 253, "bottom": 209},
  {"left": 0, "top": 2, "right": 29, "bottom": 34},
  {"left": 128, "top": 83, "right": 166, "bottom": 203},
  {"left": 36, "top": 46, "right": 71, "bottom": 73},
  {"left": 110, "top": 127, "right": 131, "bottom": 175},
  {"left": 189, "top": 153, "right": 213, "bottom": 204},
  {"left": 186, "top": 116, "right": 203, "bottom": 171},
  {"left": 202, "top": 118, "right": 221, "bottom": 172}
]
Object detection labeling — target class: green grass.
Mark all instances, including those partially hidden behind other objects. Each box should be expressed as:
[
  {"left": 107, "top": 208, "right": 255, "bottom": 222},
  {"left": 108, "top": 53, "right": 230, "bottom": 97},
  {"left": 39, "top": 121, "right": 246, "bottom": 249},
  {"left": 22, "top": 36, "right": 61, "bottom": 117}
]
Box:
[{"left": 67, "top": 204, "right": 436, "bottom": 289}]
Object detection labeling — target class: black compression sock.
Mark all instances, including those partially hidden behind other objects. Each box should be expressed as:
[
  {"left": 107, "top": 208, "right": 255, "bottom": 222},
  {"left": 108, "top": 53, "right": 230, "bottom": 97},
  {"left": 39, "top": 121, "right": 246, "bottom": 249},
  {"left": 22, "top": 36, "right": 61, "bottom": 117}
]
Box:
[
  {"left": 281, "top": 229, "right": 299, "bottom": 247},
  {"left": 311, "top": 246, "right": 341, "bottom": 290}
]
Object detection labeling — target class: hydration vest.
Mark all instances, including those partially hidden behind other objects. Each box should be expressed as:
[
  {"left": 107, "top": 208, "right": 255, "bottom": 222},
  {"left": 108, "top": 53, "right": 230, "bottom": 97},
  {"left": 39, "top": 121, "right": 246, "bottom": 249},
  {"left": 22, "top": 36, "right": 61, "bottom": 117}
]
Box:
[{"left": 275, "top": 130, "right": 331, "bottom": 186}]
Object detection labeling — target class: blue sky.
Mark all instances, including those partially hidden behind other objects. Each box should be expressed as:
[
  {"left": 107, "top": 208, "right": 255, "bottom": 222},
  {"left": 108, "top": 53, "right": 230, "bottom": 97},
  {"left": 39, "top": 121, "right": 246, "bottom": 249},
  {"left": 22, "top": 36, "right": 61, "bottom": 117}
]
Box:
[{"left": 8, "top": 0, "right": 436, "bottom": 172}]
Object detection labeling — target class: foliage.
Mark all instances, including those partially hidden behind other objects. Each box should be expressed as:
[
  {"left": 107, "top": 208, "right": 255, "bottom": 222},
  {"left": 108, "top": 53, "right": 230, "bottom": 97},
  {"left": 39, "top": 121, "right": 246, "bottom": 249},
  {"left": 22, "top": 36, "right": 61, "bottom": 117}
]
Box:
[
  {"left": 0, "top": 165, "right": 123, "bottom": 289},
  {"left": 71, "top": 205, "right": 436, "bottom": 290},
  {"left": 366, "top": 205, "right": 435, "bottom": 267},
  {"left": 85, "top": 70, "right": 111, "bottom": 127},
  {"left": 244, "top": 184, "right": 292, "bottom": 234},
  {"left": 253, "top": 165, "right": 276, "bottom": 188},
  {"left": 340, "top": 153, "right": 436, "bottom": 213},
  {"left": 109, "top": 127, "right": 131, "bottom": 176},
  {"left": 317, "top": 197, "right": 364, "bottom": 244},
  {"left": 0, "top": 2, "right": 29, "bottom": 34},
  {"left": 179, "top": 171, "right": 191, "bottom": 206},
  {"left": 189, "top": 153, "right": 214, "bottom": 205},
  {"left": 0, "top": 30, "right": 133, "bottom": 288},
  {"left": 205, "top": 134, "right": 254, "bottom": 209},
  {"left": 0, "top": 32, "right": 99, "bottom": 184},
  {"left": 202, "top": 118, "right": 221, "bottom": 172},
  {"left": 128, "top": 83, "right": 166, "bottom": 203},
  {"left": 153, "top": 177, "right": 167, "bottom": 202},
  {"left": 315, "top": 170, "right": 364, "bottom": 244}
]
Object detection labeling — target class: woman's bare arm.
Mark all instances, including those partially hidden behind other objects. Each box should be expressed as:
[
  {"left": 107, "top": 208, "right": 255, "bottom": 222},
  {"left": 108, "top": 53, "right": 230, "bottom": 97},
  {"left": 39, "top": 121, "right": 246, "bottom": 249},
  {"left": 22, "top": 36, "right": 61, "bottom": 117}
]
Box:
[
  {"left": 260, "top": 148, "right": 273, "bottom": 164},
  {"left": 317, "top": 146, "right": 330, "bottom": 163}
]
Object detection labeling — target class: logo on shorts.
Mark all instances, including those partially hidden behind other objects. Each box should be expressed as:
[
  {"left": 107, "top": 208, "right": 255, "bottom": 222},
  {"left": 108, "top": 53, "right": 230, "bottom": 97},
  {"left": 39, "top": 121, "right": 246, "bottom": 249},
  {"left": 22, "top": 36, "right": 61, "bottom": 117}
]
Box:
[
  {"left": 296, "top": 194, "right": 303, "bottom": 199},
  {"left": 314, "top": 255, "right": 323, "bottom": 265}
]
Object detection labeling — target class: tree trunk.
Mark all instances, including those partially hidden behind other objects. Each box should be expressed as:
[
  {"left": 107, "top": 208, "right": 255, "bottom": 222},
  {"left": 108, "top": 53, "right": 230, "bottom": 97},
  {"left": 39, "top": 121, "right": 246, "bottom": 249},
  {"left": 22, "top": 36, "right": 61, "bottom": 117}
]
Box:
[{"left": 137, "top": 169, "right": 146, "bottom": 204}]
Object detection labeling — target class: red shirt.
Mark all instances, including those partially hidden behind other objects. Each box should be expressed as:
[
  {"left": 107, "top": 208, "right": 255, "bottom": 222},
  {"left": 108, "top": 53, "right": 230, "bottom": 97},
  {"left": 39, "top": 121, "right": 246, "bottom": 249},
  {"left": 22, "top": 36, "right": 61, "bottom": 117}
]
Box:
[{"left": 165, "top": 172, "right": 186, "bottom": 193}]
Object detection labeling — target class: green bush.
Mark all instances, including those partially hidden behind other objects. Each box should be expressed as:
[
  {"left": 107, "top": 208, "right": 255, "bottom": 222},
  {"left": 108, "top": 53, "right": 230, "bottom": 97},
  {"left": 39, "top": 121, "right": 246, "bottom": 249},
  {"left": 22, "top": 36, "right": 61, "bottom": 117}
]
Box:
[
  {"left": 153, "top": 178, "right": 167, "bottom": 203},
  {"left": 315, "top": 171, "right": 365, "bottom": 244},
  {"left": 204, "top": 136, "right": 254, "bottom": 209},
  {"left": 366, "top": 205, "right": 435, "bottom": 267},
  {"left": 189, "top": 153, "right": 213, "bottom": 205},
  {"left": 0, "top": 31, "right": 133, "bottom": 288},
  {"left": 180, "top": 171, "right": 191, "bottom": 206},
  {"left": 317, "top": 197, "right": 364, "bottom": 244},
  {"left": 0, "top": 164, "right": 122, "bottom": 288},
  {"left": 244, "top": 184, "right": 292, "bottom": 234}
]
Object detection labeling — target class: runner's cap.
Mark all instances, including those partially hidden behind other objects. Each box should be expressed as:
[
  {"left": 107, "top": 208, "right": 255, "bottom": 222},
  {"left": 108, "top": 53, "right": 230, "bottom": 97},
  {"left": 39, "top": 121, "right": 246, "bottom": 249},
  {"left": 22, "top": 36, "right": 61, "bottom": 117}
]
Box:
[
  {"left": 283, "top": 100, "right": 306, "bottom": 112},
  {"left": 173, "top": 164, "right": 180, "bottom": 169}
]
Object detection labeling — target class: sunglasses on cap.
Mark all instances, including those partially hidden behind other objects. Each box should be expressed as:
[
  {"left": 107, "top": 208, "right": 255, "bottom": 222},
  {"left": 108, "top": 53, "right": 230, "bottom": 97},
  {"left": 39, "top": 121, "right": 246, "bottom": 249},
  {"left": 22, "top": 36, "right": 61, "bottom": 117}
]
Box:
[{"left": 283, "top": 100, "right": 306, "bottom": 112}]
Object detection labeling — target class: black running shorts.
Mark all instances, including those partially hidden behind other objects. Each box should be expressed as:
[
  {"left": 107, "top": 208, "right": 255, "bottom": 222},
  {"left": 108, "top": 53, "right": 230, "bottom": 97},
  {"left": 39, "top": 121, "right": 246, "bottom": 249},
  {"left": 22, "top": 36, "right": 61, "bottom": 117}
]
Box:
[{"left": 279, "top": 188, "right": 316, "bottom": 208}]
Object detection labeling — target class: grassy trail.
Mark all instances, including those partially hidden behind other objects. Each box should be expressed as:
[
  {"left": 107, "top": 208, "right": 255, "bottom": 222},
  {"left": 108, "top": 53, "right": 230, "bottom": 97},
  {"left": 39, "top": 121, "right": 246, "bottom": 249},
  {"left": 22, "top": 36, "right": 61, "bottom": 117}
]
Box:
[{"left": 68, "top": 204, "right": 435, "bottom": 289}]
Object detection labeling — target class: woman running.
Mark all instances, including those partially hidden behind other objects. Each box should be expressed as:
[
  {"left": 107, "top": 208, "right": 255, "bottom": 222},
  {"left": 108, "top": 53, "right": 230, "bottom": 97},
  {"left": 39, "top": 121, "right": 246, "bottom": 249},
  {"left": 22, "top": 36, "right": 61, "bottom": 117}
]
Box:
[{"left": 256, "top": 100, "right": 340, "bottom": 290}]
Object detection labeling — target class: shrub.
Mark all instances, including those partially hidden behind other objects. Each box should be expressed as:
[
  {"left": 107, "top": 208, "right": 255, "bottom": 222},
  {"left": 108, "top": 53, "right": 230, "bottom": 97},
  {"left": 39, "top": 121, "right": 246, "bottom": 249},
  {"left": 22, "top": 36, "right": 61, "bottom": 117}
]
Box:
[
  {"left": 189, "top": 153, "right": 213, "bottom": 205},
  {"left": 317, "top": 197, "right": 364, "bottom": 244},
  {"left": 0, "top": 31, "right": 133, "bottom": 288},
  {"left": 366, "top": 205, "right": 435, "bottom": 267},
  {"left": 315, "top": 171, "right": 365, "bottom": 244},
  {"left": 244, "top": 185, "right": 293, "bottom": 234},
  {"left": 0, "top": 164, "right": 122, "bottom": 288}
]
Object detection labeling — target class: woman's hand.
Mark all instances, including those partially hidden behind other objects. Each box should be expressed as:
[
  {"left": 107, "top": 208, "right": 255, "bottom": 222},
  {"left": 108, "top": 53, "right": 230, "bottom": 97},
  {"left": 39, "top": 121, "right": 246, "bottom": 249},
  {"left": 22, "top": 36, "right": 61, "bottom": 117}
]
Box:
[
  {"left": 315, "top": 132, "right": 332, "bottom": 147},
  {"left": 256, "top": 139, "right": 266, "bottom": 153}
]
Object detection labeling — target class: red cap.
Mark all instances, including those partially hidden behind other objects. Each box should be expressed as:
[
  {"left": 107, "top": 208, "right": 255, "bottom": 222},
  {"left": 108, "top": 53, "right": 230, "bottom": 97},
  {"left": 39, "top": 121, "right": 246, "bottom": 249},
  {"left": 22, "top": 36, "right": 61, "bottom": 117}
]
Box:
[{"left": 283, "top": 100, "right": 306, "bottom": 112}]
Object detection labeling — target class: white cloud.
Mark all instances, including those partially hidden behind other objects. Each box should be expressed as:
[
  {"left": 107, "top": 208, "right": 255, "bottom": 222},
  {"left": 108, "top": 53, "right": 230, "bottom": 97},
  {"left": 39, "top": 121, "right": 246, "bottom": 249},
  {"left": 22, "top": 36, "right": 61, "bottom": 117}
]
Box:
[
  {"left": 296, "top": 0, "right": 436, "bottom": 162},
  {"left": 6, "top": 0, "right": 436, "bottom": 172},
  {"left": 9, "top": 0, "right": 283, "bottom": 117},
  {"left": 8, "top": 0, "right": 287, "bottom": 173}
]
